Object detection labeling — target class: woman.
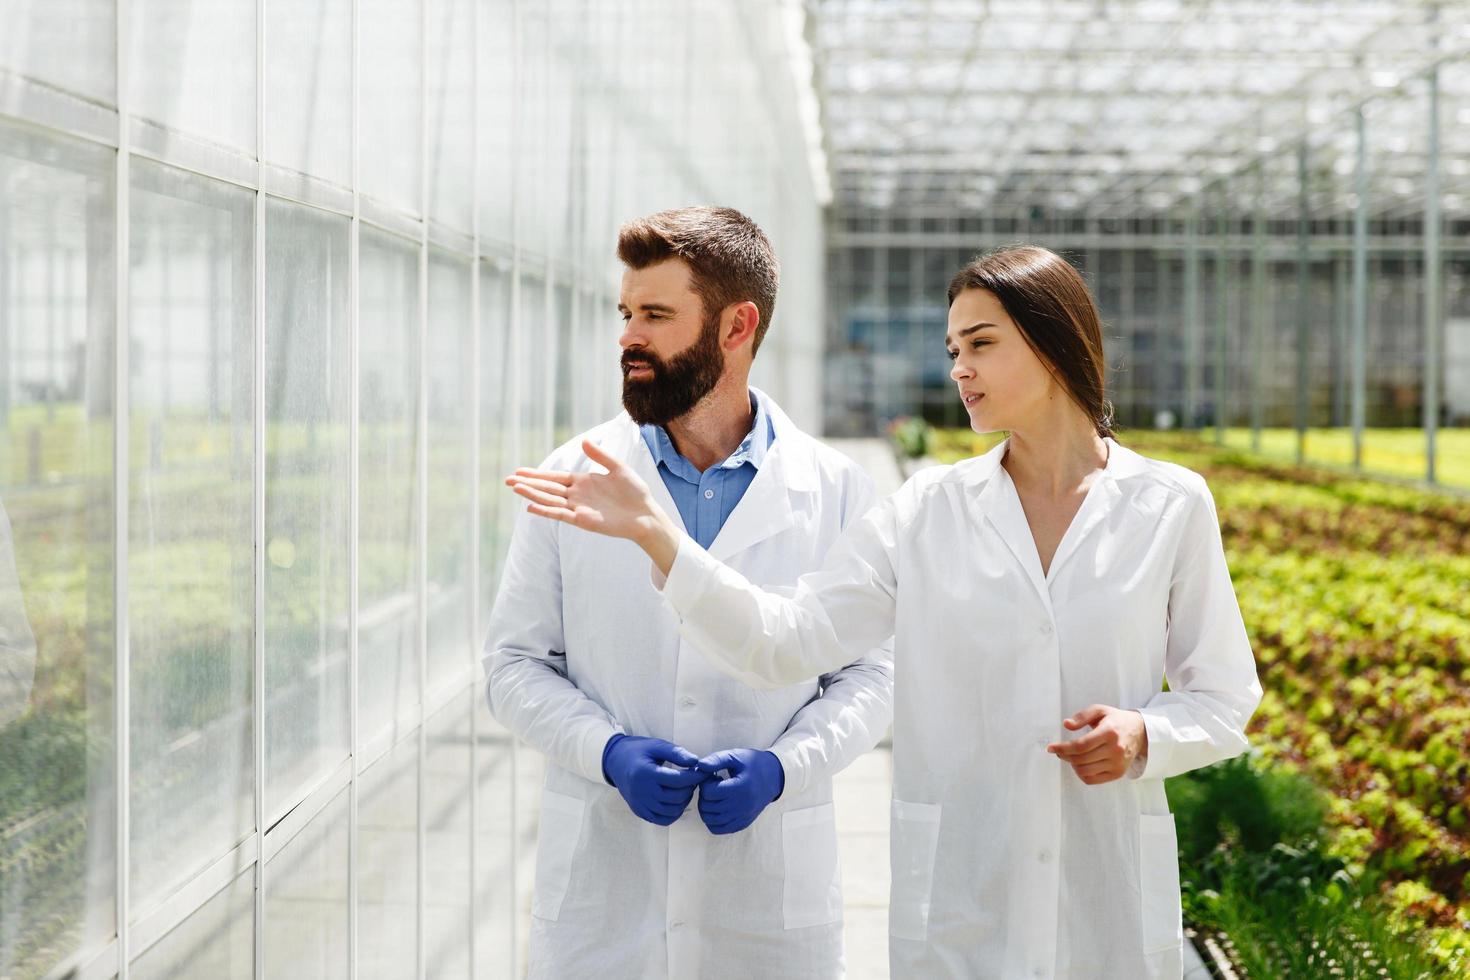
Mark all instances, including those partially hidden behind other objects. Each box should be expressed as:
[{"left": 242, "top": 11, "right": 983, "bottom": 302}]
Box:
[{"left": 507, "top": 245, "right": 1262, "bottom": 979}]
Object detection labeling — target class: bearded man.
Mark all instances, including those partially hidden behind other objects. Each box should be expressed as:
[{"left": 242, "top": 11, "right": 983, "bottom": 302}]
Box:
[{"left": 484, "top": 206, "right": 894, "bottom": 980}]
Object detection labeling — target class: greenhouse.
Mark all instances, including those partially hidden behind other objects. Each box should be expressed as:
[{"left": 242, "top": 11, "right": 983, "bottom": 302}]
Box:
[{"left": 1, "top": 1, "right": 1466, "bottom": 978}]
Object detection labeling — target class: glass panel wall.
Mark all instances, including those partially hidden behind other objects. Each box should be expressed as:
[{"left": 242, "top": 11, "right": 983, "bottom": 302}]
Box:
[{"left": 0, "top": 2, "right": 826, "bottom": 977}]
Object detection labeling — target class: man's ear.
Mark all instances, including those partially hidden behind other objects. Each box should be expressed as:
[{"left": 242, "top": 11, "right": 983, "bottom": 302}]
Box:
[{"left": 723, "top": 301, "right": 760, "bottom": 352}]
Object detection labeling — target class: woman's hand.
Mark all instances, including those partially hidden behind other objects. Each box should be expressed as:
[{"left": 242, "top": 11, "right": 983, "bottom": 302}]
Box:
[
  {"left": 1046, "top": 705, "right": 1148, "bottom": 785},
  {"left": 505, "top": 440, "right": 682, "bottom": 573}
]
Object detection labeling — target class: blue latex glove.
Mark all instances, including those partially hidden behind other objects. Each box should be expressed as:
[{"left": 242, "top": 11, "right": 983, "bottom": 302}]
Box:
[
  {"left": 694, "top": 748, "right": 786, "bottom": 835},
  {"left": 602, "top": 734, "right": 708, "bottom": 826}
]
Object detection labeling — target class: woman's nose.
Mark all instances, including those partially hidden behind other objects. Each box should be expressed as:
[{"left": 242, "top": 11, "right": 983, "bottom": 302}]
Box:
[{"left": 950, "top": 360, "right": 971, "bottom": 382}]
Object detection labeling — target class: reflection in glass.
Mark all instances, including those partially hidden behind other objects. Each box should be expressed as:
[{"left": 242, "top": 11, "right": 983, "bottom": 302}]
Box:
[
  {"left": 358, "top": 229, "right": 422, "bottom": 740},
  {"left": 265, "top": 0, "right": 353, "bottom": 186},
  {"left": 0, "top": 123, "right": 116, "bottom": 979},
  {"left": 264, "top": 199, "right": 352, "bottom": 815},
  {"left": 130, "top": 869, "right": 254, "bottom": 980},
  {"left": 427, "top": 253, "right": 473, "bottom": 691},
  {"left": 424, "top": 692, "right": 472, "bottom": 980},
  {"left": 360, "top": 0, "right": 424, "bottom": 212},
  {"left": 127, "top": 158, "right": 255, "bottom": 915},
  {"left": 263, "top": 785, "right": 350, "bottom": 980},
  {"left": 478, "top": 260, "right": 512, "bottom": 614},
  {"left": 131, "top": 0, "right": 256, "bottom": 152},
  {"left": 474, "top": 711, "right": 516, "bottom": 979},
  {"left": 427, "top": 0, "right": 475, "bottom": 230},
  {"left": 358, "top": 737, "right": 419, "bottom": 980}
]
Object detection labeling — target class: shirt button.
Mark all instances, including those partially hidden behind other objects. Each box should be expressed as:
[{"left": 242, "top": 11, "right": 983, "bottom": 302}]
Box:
[
  {"left": 680, "top": 696, "right": 697, "bottom": 708},
  {"left": 1039, "top": 622, "right": 1053, "bottom": 635},
  {"left": 669, "top": 920, "right": 685, "bottom": 930},
  {"left": 1038, "top": 849, "right": 1051, "bottom": 863},
  {"left": 703, "top": 489, "right": 714, "bottom": 500}
]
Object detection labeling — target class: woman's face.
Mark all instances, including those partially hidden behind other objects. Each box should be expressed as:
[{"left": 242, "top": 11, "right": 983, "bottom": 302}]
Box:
[{"left": 945, "top": 287, "right": 1060, "bottom": 435}]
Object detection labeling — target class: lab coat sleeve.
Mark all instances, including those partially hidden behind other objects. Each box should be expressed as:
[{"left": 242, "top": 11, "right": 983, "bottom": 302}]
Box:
[
  {"left": 661, "top": 486, "right": 901, "bottom": 692},
  {"left": 769, "top": 470, "right": 895, "bottom": 796},
  {"left": 1134, "top": 479, "right": 1263, "bottom": 781},
  {"left": 484, "top": 505, "right": 623, "bottom": 786}
]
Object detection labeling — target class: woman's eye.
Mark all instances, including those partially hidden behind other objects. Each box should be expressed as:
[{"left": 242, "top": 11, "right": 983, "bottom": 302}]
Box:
[
  {"left": 971, "top": 340, "right": 989, "bottom": 350},
  {"left": 945, "top": 349, "right": 958, "bottom": 361}
]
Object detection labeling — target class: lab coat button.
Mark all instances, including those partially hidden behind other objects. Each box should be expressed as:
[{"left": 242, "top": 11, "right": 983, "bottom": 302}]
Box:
[
  {"left": 1038, "top": 849, "right": 1051, "bottom": 863},
  {"left": 703, "top": 489, "right": 714, "bottom": 500},
  {"left": 679, "top": 696, "right": 697, "bottom": 708},
  {"left": 1039, "top": 622, "right": 1053, "bottom": 635},
  {"left": 669, "top": 920, "right": 685, "bottom": 930}
]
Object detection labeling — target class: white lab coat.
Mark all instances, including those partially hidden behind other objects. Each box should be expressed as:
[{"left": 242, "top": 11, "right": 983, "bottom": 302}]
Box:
[
  {"left": 485, "top": 391, "right": 894, "bottom": 980},
  {"left": 658, "top": 435, "right": 1263, "bottom": 979}
]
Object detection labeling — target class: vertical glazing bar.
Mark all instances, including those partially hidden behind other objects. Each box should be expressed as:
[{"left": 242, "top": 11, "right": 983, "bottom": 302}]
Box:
[
  {"left": 1352, "top": 106, "right": 1369, "bottom": 469},
  {"left": 252, "top": 0, "right": 268, "bottom": 972},
  {"left": 1215, "top": 184, "right": 1229, "bottom": 446},
  {"left": 115, "top": 0, "right": 133, "bottom": 974},
  {"left": 348, "top": 0, "right": 362, "bottom": 974},
  {"left": 1250, "top": 161, "right": 1265, "bottom": 453},
  {"left": 1184, "top": 200, "right": 1200, "bottom": 429},
  {"left": 1425, "top": 64, "right": 1441, "bottom": 483},
  {"left": 1296, "top": 141, "right": 1310, "bottom": 463},
  {"left": 507, "top": 2, "right": 523, "bottom": 973},
  {"left": 468, "top": 0, "right": 482, "bottom": 972},
  {"left": 417, "top": 0, "right": 430, "bottom": 974}
]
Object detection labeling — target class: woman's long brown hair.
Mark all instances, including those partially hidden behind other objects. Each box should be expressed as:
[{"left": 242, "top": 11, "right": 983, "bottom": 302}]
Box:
[{"left": 947, "top": 245, "right": 1115, "bottom": 439}]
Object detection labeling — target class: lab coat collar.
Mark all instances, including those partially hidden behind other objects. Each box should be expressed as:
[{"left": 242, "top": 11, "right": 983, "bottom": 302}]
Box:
[
  {"left": 600, "top": 386, "right": 817, "bottom": 560},
  {"left": 965, "top": 433, "right": 1137, "bottom": 609}
]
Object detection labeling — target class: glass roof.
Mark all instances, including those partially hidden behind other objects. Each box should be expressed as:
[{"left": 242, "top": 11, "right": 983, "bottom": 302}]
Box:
[{"left": 807, "top": 0, "right": 1470, "bottom": 218}]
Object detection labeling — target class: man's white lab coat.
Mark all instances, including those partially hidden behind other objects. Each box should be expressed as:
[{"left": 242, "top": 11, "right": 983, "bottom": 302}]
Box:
[
  {"left": 657, "top": 435, "right": 1263, "bottom": 979},
  {"left": 485, "top": 391, "right": 894, "bottom": 980}
]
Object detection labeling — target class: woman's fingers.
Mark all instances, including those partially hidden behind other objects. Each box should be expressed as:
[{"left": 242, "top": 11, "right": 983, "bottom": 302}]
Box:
[
  {"left": 511, "top": 481, "right": 573, "bottom": 510},
  {"left": 581, "top": 439, "right": 623, "bottom": 471},
  {"left": 511, "top": 467, "right": 574, "bottom": 485},
  {"left": 506, "top": 475, "right": 573, "bottom": 499}
]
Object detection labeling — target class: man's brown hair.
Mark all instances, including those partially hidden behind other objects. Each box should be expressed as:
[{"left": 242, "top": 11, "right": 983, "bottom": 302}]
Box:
[{"left": 616, "top": 206, "right": 780, "bottom": 355}]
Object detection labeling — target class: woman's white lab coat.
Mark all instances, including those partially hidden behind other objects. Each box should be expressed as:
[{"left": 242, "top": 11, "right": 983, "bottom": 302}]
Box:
[{"left": 657, "top": 435, "right": 1263, "bottom": 979}]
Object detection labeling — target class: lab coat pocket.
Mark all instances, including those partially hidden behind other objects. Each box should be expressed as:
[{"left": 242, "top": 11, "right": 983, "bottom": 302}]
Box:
[
  {"left": 782, "top": 803, "right": 842, "bottom": 930},
  {"left": 1138, "top": 813, "right": 1184, "bottom": 954},
  {"left": 889, "top": 800, "right": 942, "bottom": 942},
  {"left": 531, "top": 790, "right": 585, "bottom": 922}
]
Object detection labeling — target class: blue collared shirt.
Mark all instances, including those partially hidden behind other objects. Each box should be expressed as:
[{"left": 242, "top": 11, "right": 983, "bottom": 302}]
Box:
[{"left": 639, "top": 390, "right": 775, "bottom": 550}]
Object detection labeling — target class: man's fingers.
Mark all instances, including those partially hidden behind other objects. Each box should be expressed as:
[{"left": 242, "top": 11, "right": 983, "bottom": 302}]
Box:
[
  {"left": 652, "top": 743, "right": 703, "bottom": 769},
  {"left": 655, "top": 787, "right": 695, "bottom": 807},
  {"left": 696, "top": 750, "right": 744, "bottom": 776},
  {"left": 654, "top": 765, "right": 707, "bottom": 790}
]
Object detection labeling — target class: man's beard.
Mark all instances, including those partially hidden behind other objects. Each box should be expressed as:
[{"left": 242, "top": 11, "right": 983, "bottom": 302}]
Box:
[{"left": 621, "top": 313, "right": 725, "bottom": 426}]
